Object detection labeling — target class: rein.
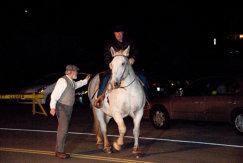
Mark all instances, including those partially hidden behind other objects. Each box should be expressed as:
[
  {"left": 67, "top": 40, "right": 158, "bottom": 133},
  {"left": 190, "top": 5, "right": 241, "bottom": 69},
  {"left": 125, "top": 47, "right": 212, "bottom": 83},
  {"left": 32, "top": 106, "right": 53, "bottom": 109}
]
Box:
[{"left": 119, "top": 77, "right": 136, "bottom": 89}]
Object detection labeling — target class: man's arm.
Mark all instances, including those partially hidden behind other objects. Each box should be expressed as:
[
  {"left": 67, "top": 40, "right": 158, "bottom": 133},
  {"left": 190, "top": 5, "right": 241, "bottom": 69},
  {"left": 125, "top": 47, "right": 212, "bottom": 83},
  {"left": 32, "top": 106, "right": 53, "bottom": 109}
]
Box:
[
  {"left": 104, "top": 43, "right": 112, "bottom": 67},
  {"left": 49, "top": 78, "right": 67, "bottom": 116},
  {"left": 129, "top": 41, "right": 139, "bottom": 62},
  {"left": 75, "top": 75, "right": 91, "bottom": 89}
]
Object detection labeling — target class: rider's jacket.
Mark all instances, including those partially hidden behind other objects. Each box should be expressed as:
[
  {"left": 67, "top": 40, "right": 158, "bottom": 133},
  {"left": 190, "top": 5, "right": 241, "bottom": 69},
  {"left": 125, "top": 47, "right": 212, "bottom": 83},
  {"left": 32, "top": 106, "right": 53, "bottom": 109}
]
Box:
[{"left": 104, "top": 37, "right": 139, "bottom": 68}]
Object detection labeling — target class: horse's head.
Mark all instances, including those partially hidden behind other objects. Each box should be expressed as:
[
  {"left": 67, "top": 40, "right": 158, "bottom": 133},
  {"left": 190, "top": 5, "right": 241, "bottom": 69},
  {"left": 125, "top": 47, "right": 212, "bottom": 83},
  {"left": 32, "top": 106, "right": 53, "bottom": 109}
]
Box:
[{"left": 109, "top": 46, "right": 130, "bottom": 89}]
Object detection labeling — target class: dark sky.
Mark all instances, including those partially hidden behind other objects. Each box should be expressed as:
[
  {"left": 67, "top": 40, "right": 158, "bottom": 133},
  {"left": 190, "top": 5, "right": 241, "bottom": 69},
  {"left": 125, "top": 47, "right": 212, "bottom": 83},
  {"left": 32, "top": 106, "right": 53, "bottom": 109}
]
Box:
[{"left": 1, "top": 1, "right": 243, "bottom": 92}]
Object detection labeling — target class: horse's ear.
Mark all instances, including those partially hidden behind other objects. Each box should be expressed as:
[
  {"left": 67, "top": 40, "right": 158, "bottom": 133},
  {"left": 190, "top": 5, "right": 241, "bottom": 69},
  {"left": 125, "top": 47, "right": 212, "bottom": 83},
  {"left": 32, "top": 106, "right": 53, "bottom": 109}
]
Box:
[
  {"left": 123, "top": 45, "right": 130, "bottom": 57},
  {"left": 109, "top": 63, "right": 112, "bottom": 69},
  {"left": 110, "top": 46, "right": 116, "bottom": 57}
]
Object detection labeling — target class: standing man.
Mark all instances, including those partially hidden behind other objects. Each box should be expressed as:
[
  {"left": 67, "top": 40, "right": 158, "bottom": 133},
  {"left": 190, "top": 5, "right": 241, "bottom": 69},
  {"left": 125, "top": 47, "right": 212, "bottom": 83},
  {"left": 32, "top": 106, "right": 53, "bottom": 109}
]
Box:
[{"left": 50, "top": 64, "right": 91, "bottom": 159}]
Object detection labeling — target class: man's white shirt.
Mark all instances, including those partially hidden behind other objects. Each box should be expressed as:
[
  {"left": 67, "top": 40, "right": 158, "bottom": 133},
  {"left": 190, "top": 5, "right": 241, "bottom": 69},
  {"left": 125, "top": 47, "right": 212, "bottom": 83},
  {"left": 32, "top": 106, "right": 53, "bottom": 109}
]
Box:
[{"left": 50, "top": 75, "right": 88, "bottom": 109}]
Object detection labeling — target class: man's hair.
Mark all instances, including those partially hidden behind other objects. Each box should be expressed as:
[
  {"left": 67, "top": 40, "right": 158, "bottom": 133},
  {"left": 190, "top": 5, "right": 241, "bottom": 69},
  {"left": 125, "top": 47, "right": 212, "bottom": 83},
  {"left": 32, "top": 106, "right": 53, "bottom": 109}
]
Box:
[{"left": 65, "top": 64, "right": 79, "bottom": 75}]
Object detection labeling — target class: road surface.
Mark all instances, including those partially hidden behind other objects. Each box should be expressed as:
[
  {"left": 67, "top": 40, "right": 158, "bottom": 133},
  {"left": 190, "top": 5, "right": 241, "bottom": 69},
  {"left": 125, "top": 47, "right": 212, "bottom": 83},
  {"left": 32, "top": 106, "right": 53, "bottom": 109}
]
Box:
[{"left": 0, "top": 103, "right": 243, "bottom": 162}]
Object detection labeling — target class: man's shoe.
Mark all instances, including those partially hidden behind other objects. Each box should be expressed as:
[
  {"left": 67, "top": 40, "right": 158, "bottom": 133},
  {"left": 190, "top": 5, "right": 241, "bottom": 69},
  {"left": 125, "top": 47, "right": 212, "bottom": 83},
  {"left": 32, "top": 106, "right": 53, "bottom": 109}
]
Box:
[{"left": 55, "top": 152, "right": 70, "bottom": 159}]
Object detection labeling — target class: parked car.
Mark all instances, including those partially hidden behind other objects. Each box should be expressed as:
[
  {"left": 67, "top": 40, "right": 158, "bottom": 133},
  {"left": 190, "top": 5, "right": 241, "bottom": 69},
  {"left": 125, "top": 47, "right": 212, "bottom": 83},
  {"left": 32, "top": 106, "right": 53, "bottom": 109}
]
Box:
[
  {"left": 143, "top": 75, "right": 243, "bottom": 135},
  {"left": 18, "top": 72, "right": 90, "bottom": 107},
  {"left": 149, "top": 78, "right": 190, "bottom": 99}
]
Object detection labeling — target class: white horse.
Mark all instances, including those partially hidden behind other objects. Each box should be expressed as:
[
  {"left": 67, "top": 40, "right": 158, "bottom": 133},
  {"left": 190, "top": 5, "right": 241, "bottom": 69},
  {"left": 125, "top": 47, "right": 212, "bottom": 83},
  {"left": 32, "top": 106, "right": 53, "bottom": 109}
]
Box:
[{"left": 88, "top": 46, "right": 146, "bottom": 156}]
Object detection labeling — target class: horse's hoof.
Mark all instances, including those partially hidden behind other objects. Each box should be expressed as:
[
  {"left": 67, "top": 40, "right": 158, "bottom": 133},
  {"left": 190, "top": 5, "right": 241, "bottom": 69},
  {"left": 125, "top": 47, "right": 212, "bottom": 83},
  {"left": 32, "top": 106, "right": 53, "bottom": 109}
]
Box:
[
  {"left": 113, "top": 142, "right": 122, "bottom": 151},
  {"left": 96, "top": 143, "right": 103, "bottom": 149},
  {"left": 133, "top": 153, "right": 140, "bottom": 159},
  {"left": 132, "top": 152, "right": 144, "bottom": 158},
  {"left": 132, "top": 147, "right": 143, "bottom": 158},
  {"left": 103, "top": 147, "right": 112, "bottom": 154}
]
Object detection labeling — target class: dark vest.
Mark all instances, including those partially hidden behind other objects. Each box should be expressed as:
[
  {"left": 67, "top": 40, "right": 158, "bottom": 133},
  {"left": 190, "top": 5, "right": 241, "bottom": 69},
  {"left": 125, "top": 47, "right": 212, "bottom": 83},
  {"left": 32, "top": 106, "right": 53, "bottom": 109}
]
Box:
[{"left": 58, "top": 75, "right": 76, "bottom": 106}]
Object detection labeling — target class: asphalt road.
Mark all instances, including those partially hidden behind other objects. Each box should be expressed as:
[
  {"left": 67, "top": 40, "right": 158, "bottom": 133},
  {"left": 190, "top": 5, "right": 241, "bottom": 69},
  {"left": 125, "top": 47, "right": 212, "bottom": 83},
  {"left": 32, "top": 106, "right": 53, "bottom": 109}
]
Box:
[{"left": 0, "top": 103, "right": 243, "bottom": 163}]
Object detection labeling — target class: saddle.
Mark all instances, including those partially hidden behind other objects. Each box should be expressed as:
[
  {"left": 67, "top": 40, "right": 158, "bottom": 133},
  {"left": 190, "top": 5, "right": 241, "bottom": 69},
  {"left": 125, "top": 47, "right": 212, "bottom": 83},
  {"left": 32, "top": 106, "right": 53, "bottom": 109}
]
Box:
[{"left": 94, "top": 71, "right": 110, "bottom": 108}]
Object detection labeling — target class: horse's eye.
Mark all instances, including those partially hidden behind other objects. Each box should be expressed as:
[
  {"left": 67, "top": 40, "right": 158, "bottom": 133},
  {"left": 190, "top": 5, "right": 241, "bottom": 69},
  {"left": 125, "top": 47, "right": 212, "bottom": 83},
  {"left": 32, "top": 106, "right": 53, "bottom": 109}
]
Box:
[{"left": 122, "top": 62, "right": 125, "bottom": 66}]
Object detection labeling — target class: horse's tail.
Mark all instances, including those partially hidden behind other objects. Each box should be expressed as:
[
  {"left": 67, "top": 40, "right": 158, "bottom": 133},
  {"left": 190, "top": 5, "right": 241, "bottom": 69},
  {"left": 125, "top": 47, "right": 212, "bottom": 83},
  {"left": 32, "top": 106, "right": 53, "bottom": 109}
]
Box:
[
  {"left": 88, "top": 74, "right": 103, "bottom": 140},
  {"left": 92, "top": 107, "right": 104, "bottom": 145},
  {"left": 92, "top": 107, "right": 100, "bottom": 135}
]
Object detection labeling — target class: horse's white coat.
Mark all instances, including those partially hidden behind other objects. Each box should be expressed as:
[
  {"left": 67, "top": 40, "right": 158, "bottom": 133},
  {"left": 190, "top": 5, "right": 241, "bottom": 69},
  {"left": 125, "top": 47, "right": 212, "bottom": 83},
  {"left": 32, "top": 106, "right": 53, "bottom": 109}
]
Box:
[{"left": 88, "top": 46, "right": 146, "bottom": 153}]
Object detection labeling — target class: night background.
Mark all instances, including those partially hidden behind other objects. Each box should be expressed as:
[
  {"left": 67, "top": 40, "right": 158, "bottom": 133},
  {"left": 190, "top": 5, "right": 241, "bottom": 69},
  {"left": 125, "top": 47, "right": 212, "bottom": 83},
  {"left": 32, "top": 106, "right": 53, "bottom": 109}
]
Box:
[
  {"left": 1, "top": 2, "right": 243, "bottom": 162},
  {"left": 1, "top": 1, "right": 243, "bottom": 93}
]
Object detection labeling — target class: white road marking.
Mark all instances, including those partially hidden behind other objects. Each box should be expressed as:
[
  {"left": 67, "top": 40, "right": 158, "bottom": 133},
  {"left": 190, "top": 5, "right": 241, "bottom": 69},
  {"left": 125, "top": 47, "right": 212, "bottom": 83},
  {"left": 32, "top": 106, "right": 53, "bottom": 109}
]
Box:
[{"left": 0, "top": 127, "right": 243, "bottom": 149}]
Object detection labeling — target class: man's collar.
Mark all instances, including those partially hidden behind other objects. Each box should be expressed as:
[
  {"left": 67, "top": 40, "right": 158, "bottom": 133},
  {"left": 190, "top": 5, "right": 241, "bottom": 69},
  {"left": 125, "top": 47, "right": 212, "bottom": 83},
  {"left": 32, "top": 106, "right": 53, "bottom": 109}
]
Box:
[{"left": 66, "top": 75, "right": 73, "bottom": 81}]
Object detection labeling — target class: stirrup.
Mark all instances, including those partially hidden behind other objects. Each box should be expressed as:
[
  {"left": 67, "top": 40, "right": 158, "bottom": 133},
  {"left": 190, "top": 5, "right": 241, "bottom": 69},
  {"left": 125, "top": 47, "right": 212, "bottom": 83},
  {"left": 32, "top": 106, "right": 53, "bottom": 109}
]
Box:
[
  {"left": 94, "top": 100, "right": 102, "bottom": 108},
  {"left": 94, "top": 96, "right": 104, "bottom": 109}
]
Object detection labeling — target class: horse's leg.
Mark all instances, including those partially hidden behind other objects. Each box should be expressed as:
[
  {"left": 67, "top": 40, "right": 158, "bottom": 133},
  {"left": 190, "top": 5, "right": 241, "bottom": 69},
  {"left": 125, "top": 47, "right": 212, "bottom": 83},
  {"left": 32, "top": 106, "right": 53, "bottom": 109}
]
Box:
[
  {"left": 132, "top": 109, "right": 143, "bottom": 156},
  {"left": 104, "top": 115, "right": 112, "bottom": 152},
  {"left": 96, "top": 109, "right": 112, "bottom": 153},
  {"left": 92, "top": 108, "right": 103, "bottom": 148},
  {"left": 113, "top": 114, "right": 126, "bottom": 151}
]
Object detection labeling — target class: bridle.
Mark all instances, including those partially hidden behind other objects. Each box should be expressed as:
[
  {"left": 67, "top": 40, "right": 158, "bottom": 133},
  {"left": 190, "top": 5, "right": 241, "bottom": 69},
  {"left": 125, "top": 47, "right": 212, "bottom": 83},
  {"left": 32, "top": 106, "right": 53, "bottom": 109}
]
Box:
[{"left": 110, "top": 55, "right": 136, "bottom": 90}]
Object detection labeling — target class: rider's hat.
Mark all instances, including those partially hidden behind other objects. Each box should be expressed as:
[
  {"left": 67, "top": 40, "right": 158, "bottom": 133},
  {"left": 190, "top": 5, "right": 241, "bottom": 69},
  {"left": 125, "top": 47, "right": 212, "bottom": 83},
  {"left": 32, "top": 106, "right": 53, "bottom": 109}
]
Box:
[{"left": 113, "top": 25, "right": 125, "bottom": 32}]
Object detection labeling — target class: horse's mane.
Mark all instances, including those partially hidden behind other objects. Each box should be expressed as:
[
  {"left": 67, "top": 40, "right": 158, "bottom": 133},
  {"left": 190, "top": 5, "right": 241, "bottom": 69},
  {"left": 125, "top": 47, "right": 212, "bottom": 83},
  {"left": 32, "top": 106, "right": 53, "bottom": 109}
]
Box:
[{"left": 117, "top": 50, "right": 125, "bottom": 55}]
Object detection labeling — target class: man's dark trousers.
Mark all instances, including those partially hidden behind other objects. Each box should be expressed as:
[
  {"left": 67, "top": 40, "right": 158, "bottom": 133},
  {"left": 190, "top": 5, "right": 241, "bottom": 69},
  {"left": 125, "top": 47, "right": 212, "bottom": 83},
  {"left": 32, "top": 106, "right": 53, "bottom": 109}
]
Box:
[{"left": 55, "top": 102, "right": 73, "bottom": 153}]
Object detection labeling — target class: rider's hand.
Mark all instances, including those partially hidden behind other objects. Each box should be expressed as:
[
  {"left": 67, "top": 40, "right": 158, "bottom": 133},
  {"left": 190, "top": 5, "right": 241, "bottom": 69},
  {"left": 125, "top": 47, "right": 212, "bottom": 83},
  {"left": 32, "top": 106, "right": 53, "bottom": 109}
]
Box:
[
  {"left": 129, "top": 58, "right": 135, "bottom": 65},
  {"left": 50, "top": 109, "right": 56, "bottom": 116}
]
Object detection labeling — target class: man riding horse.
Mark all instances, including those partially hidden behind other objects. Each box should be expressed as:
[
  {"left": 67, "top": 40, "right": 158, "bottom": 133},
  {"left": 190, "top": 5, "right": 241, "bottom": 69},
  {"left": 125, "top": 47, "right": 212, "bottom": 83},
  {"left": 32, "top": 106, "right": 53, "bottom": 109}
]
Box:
[{"left": 96, "top": 25, "right": 148, "bottom": 108}]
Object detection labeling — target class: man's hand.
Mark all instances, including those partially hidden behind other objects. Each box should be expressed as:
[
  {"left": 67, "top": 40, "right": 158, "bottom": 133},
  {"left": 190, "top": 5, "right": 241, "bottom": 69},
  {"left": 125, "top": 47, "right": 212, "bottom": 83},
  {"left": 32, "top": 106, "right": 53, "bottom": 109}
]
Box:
[
  {"left": 85, "top": 74, "right": 91, "bottom": 81},
  {"left": 50, "top": 109, "right": 56, "bottom": 116}
]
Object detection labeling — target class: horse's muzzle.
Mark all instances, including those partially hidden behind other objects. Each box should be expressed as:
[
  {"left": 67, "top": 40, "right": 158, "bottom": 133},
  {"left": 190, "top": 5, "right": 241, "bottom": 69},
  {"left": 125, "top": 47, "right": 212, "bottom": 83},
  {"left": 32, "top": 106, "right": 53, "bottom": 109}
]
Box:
[{"left": 110, "top": 80, "right": 120, "bottom": 89}]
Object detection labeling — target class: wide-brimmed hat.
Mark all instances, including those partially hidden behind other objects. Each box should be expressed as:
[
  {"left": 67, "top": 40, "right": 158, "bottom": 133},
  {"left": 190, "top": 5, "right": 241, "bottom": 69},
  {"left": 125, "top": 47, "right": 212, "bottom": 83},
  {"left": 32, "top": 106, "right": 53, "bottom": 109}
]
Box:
[{"left": 113, "top": 25, "right": 125, "bottom": 32}]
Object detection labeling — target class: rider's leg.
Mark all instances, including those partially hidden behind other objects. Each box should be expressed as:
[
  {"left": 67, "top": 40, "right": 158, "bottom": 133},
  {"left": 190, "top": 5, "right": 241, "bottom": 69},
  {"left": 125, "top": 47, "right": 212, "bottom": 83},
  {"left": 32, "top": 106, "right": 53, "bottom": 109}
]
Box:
[
  {"left": 98, "top": 70, "right": 111, "bottom": 97},
  {"left": 135, "top": 71, "right": 149, "bottom": 100}
]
